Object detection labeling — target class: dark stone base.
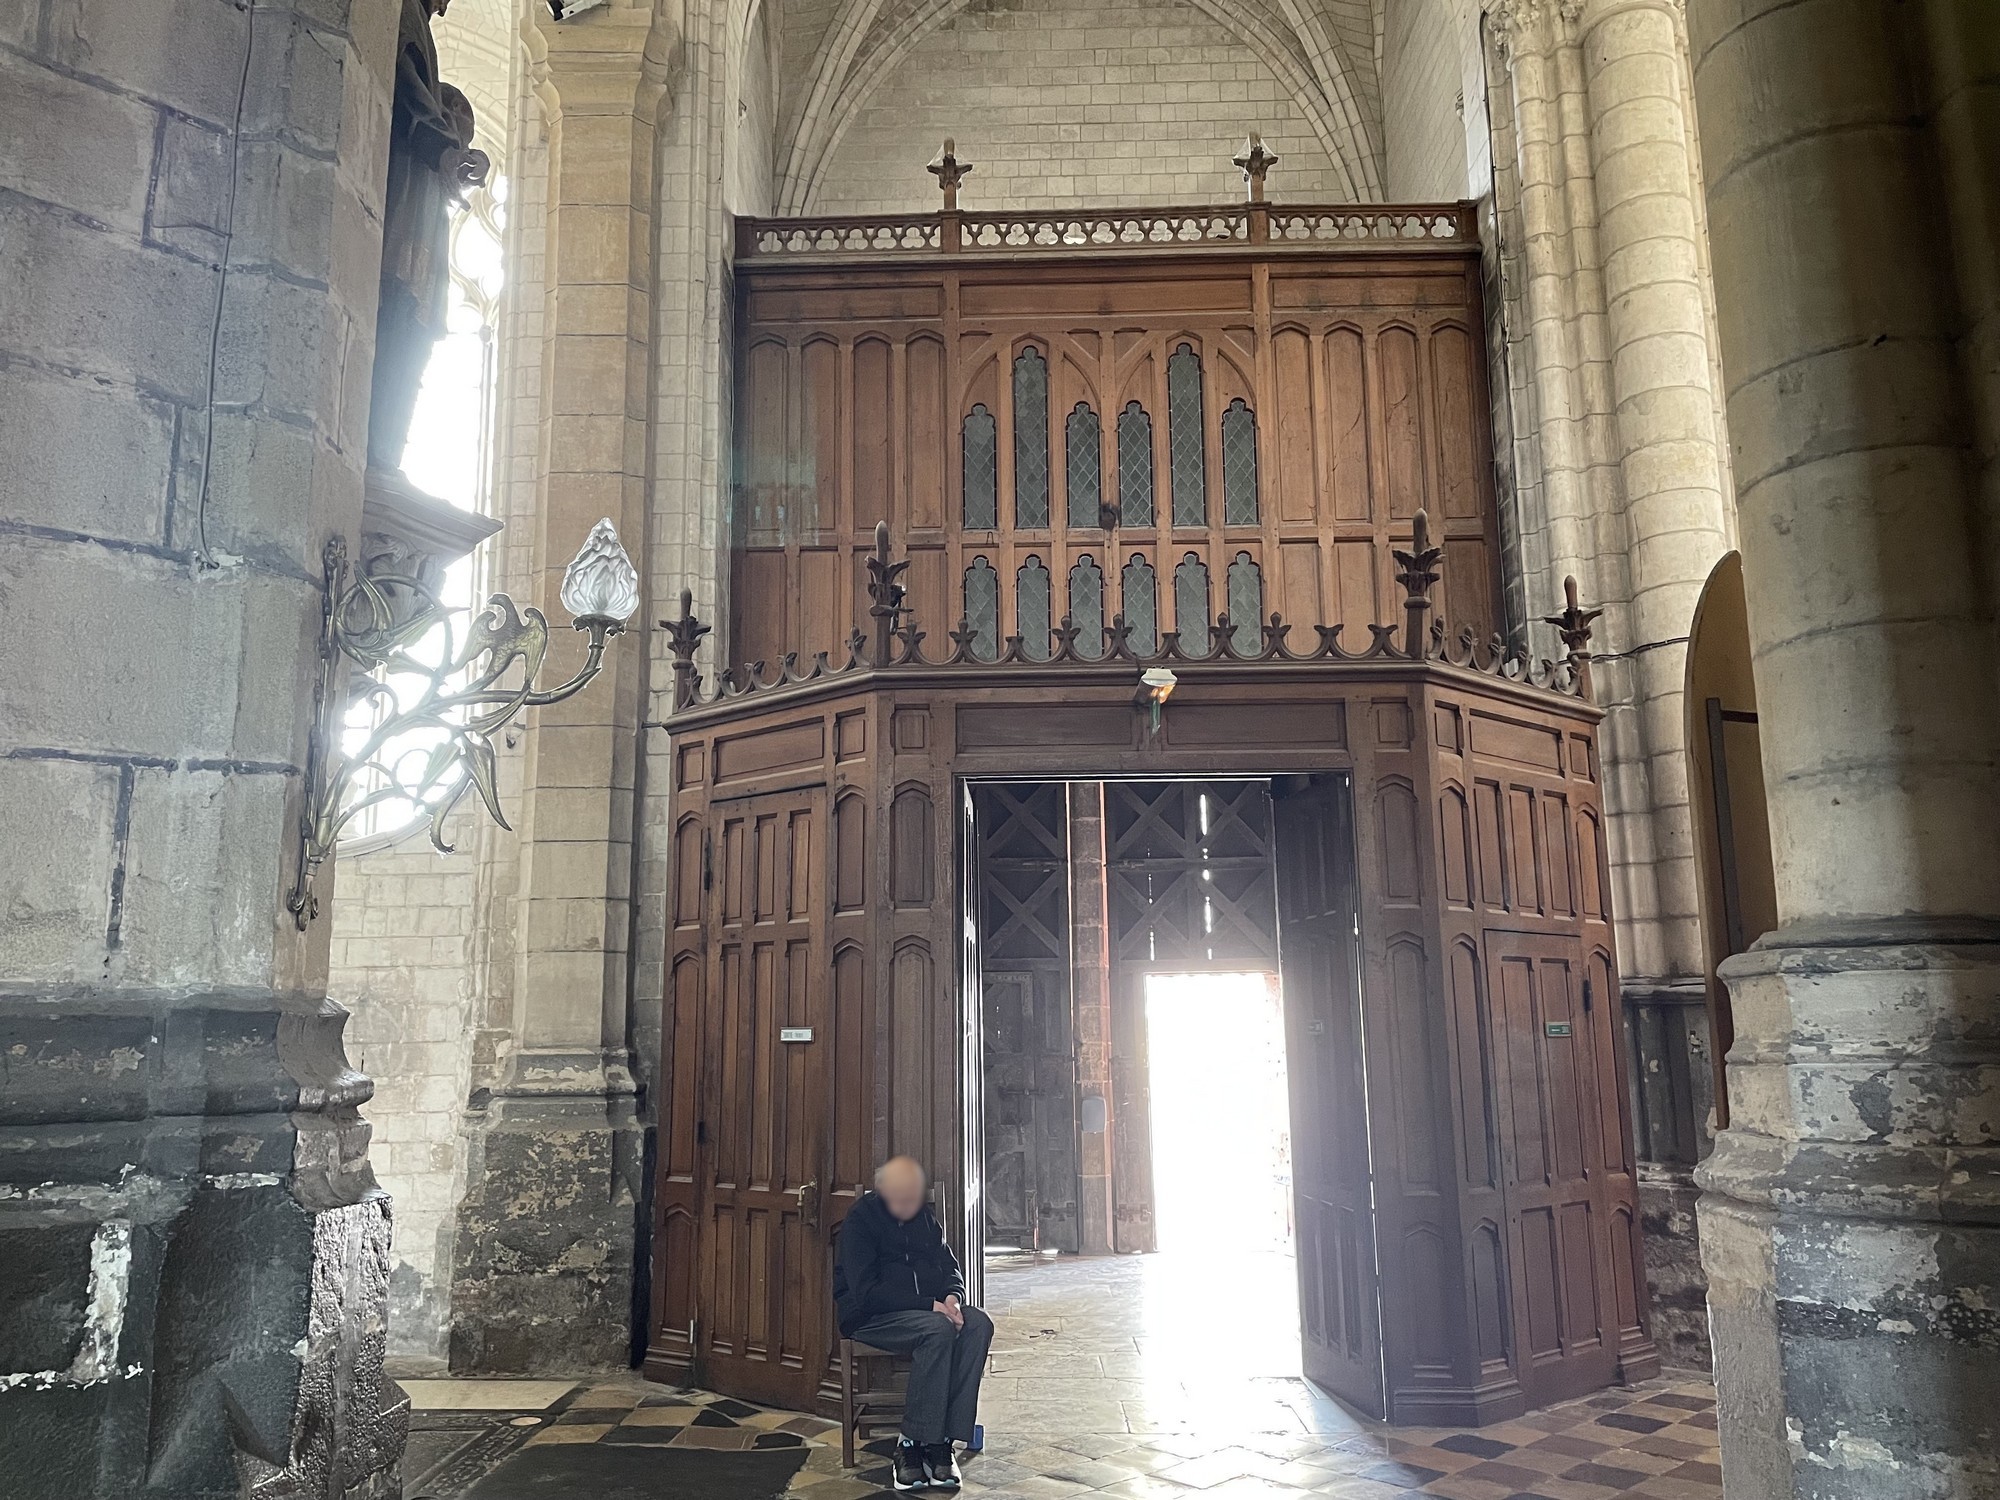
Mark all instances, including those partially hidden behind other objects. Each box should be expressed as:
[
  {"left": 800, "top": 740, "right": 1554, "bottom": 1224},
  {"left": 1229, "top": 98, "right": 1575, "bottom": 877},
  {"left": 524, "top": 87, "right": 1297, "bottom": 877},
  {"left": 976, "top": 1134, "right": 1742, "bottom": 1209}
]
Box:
[
  {"left": 447, "top": 1093, "right": 648, "bottom": 1375},
  {"left": 1637, "top": 1164, "right": 1711, "bottom": 1370}
]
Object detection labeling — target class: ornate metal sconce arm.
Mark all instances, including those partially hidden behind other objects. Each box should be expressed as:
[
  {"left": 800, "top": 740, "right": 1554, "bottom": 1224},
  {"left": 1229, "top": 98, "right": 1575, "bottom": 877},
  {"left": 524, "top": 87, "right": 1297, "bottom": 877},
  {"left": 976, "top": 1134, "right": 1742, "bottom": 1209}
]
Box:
[{"left": 286, "top": 518, "right": 638, "bottom": 928}]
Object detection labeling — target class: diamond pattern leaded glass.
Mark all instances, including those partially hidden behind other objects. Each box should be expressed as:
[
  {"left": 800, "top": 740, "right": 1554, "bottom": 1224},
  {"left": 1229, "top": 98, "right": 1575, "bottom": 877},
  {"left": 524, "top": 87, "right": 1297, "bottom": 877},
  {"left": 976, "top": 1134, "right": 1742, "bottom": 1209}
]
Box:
[
  {"left": 1227, "top": 551, "right": 1263, "bottom": 654},
  {"left": 1168, "top": 343, "right": 1206, "bottom": 528},
  {"left": 1013, "top": 348, "right": 1050, "bottom": 528},
  {"left": 1222, "top": 399, "right": 1259, "bottom": 526},
  {"left": 1122, "top": 554, "right": 1158, "bottom": 655},
  {"left": 1069, "top": 555, "right": 1106, "bottom": 658},
  {"left": 1174, "top": 552, "right": 1211, "bottom": 652},
  {"left": 1066, "top": 403, "right": 1102, "bottom": 528},
  {"left": 1017, "top": 556, "right": 1052, "bottom": 660},
  {"left": 965, "top": 556, "right": 1000, "bottom": 660},
  {"left": 1117, "top": 401, "right": 1154, "bottom": 526},
  {"left": 963, "top": 404, "right": 997, "bottom": 529}
]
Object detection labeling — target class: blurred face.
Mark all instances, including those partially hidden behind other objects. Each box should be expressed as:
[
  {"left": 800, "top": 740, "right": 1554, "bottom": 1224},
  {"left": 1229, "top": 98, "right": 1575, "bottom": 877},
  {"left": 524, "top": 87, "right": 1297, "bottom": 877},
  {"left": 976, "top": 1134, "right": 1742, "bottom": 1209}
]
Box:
[{"left": 877, "top": 1159, "right": 926, "bottom": 1221}]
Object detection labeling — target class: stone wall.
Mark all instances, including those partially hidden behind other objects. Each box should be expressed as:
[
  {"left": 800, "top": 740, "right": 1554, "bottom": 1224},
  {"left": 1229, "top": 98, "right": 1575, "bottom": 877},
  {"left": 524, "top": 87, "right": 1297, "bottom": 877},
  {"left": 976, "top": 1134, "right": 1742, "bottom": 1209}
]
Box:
[
  {"left": 808, "top": 0, "right": 1366, "bottom": 213},
  {"left": 1381, "top": 0, "right": 1472, "bottom": 197}
]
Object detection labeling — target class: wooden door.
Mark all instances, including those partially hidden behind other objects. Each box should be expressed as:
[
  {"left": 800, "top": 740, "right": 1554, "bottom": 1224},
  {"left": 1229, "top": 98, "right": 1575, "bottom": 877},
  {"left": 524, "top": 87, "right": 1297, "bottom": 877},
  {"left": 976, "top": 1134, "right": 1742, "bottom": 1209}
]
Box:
[
  {"left": 1270, "top": 774, "right": 1385, "bottom": 1417},
  {"left": 1485, "top": 932, "right": 1619, "bottom": 1406},
  {"left": 694, "top": 786, "right": 832, "bottom": 1409}
]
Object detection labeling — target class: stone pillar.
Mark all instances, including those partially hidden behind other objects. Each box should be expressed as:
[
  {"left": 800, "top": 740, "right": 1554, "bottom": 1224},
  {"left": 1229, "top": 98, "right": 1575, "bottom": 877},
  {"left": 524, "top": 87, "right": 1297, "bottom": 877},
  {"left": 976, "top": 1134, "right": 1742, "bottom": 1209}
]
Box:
[
  {"left": 1068, "top": 784, "right": 1117, "bottom": 1256},
  {"left": 0, "top": 0, "right": 404, "bottom": 1494},
  {"left": 1687, "top": 2, "right": 2000, "bottom": 1493},
  {"left": 448, "top": 0, "right": 673, "bottom": 1374}
]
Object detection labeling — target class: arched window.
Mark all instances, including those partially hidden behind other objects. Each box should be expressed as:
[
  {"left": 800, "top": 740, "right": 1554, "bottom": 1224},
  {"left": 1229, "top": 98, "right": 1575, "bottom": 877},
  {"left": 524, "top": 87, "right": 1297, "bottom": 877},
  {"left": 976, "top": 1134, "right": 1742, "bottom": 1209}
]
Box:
[
  {"left": 1168, "top": 342, "right": 1206, "bottom": 528},
  {"left": 1122, "top": 553, "right": 1158, "bottom": 655},
  {"left": 1013, "top": 348, "right": 1050, "bottom": 527},
  {"left": 964, "top": 556, "right": 1000, "bottom": 660},
  {"left": 1222, "top": 398, "right": 1259, "bottom": 526},
  {"left": 1227, "top": 551, "right": 1263, "bottom": 654},
  {"left": 1117, "top": 400, "right": 1154, "bottom": 527},
  {"left": 1174, "top": 552, "right": 1211, "bottom": 652},
  {"left": 963, "top": 404, "right": 997, "bottom": 529},
  {"left": 1066, "top": 402, "right": 1102, "bottom": 528},
  {"left": 1069, "top": 555, "right": 1105, "bottom": 658},
  {"left": 1017, "top": 556, "right": 1052, "bottom": 660}
]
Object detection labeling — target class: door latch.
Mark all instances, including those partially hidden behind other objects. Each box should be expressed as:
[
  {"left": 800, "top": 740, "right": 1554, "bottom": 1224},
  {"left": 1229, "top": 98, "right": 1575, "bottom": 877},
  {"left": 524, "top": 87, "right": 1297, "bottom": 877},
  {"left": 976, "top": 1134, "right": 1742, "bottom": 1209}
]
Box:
[{"left": 792, "top": 1179, "right": 821, "bottom": 1232}]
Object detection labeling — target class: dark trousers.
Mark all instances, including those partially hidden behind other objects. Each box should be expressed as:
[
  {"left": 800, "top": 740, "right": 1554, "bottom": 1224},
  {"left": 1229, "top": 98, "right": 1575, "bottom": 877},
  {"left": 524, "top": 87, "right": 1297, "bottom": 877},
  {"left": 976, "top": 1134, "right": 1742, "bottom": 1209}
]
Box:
[{"left": 852, "top": 1305, "right": 994, "bottom": 1445}]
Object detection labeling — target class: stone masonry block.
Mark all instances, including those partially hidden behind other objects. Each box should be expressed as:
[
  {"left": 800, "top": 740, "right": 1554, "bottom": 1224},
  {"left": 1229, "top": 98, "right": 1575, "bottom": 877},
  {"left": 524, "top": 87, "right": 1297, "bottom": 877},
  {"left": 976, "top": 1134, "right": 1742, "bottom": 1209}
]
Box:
[
  {"left": 148, "top": 115, "right": 234, "bottom": 262},
  {"left": 0, "top": 756, "right": 119, "bottom": 982},
  {"left": 0, "top": 51, "right": 156, "bottom": 230},
  {"left": 0, "top": 363, "right": 176, "bottom": 542},
  {"left": 49, "top": 0, "right": 251, "bottom": 126}
]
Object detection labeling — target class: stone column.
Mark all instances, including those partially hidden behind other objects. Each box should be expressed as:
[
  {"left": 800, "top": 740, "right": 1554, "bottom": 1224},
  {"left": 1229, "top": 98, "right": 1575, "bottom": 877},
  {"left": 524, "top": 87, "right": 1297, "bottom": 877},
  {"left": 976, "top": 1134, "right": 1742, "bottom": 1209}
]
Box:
[
  {"left": 448, "top": 0, "right": 673, "bottom": 1373},
  {"left": 1687, "top": 2, "right": 2000, "bottom": 1493},
  {"left": 0, "top": 0, "right": 404, "bottom": 1494}
]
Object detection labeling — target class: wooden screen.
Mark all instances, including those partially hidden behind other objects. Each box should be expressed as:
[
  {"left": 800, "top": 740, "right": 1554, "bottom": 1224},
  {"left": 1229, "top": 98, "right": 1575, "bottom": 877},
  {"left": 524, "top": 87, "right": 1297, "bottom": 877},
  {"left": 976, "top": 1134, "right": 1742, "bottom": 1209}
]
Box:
[{"left": 731, "top": 248, "right": 1500, "bottom": 668}]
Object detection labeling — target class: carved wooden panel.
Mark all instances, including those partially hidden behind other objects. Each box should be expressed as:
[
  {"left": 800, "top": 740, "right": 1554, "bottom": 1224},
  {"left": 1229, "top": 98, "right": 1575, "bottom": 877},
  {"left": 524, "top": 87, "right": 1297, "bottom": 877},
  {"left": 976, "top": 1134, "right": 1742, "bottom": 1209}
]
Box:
[{"left": 731, "top": 254, "right": 1499, "bottom": 666}]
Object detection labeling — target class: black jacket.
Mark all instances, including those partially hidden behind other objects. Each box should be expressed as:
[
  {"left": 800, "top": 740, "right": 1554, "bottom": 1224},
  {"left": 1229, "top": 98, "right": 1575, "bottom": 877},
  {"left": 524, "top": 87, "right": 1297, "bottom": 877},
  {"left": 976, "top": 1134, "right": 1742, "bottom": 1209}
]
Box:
[{"left": 834, "top": 1192, "right": 966, "bottom": 1337}]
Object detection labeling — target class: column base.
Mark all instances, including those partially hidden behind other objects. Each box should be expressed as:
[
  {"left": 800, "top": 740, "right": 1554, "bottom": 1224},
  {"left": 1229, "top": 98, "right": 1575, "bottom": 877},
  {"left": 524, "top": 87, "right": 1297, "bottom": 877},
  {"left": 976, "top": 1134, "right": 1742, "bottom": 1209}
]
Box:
[
  {"left": 1697, "top": 926, "right": 2000, "bottom": 1497},
  {"left": 447, "top": 1051, "right": 647, "bottom": 1375}
]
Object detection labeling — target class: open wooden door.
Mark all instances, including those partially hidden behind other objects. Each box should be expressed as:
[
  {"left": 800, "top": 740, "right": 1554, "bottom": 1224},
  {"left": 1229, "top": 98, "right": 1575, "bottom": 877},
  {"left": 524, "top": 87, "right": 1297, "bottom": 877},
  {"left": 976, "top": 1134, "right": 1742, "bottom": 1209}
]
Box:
[
  {"left": 691, "top": 785, "right": 834, "bottom": 1409},
  {"left": 1270, "top": 773, "right": 1385, "bottom": 1417}
]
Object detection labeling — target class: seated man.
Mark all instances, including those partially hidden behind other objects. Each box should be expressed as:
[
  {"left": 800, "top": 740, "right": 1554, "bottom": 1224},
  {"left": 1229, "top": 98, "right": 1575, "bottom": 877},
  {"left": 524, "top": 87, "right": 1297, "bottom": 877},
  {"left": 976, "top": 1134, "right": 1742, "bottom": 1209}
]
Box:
[{"left": 834, "top": 1156, "right": 994, "bottom": 1491}]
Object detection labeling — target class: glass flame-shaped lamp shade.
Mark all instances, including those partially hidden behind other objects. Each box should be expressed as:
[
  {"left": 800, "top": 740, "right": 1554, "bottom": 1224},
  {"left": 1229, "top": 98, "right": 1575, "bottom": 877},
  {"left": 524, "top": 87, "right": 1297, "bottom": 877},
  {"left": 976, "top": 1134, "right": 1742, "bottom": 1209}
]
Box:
[{"left": 560, "top": 518, "right": 640, "bottom": 627}]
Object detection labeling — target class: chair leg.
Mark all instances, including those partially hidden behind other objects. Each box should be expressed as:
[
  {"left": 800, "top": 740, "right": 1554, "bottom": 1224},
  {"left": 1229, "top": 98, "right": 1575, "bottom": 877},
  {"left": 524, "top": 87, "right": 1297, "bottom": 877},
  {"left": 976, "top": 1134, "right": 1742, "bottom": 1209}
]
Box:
[{"left": 840, "top": 1340, "right": 856, "bottom": 1469}]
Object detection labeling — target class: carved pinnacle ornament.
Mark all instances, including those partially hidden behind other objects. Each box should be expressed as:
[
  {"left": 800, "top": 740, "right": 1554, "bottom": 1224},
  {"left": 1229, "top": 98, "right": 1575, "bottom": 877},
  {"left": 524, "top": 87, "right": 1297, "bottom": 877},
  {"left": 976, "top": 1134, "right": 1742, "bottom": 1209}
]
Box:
[
  {"left": 928, "top": 137, "right": 973, "bottom": 210},
  {"left": 1234, "top": 132, "right": 1279, "bottom": 203},
  {"left": 1541, "top": 573, "right": 1602, "bottom": 699},
  {"left": 1392, "top": 508, "right": 1446, "bottom": 659}
]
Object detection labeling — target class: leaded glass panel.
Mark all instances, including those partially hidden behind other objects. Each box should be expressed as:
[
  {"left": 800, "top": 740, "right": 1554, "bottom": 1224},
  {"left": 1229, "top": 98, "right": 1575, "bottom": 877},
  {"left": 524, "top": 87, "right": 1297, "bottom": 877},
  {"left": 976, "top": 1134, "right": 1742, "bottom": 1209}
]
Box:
[
  {"left": 1069, "top": 555, "right": 1106, "bottom": 658},
  {"left": 1122, "top": 554, "right": 1158, "bottom": 655},
  {"left": 1222, "top": 399, "right": 1259, "bottom": 526},
  {"left": 1013, "top": 348, "right": 1050, "bottom": 528},
  {"left": 965, "top": 556, "right": 1000, "bottom": 660},
  {"left": 963, "top": 404, "right": 997, "bottom": 529},
  {"left": 1017, "top": 556, "right": 1052, "bottom": 660},
  {"left": 1227, "top": 551, "right": 1263, "bottom": 654},
  {"left": 1168, "top": 343, "right": 1206, "bottom": 528},
  {"left": 1066, "top": 402, "right": 1102, "bottom": 528},
  {"left": 1117, "top": 401, "right": 1154, "bottom": 526},
  {"left": 1174, "top": 552, "right": 1211, "bottom": 652}
]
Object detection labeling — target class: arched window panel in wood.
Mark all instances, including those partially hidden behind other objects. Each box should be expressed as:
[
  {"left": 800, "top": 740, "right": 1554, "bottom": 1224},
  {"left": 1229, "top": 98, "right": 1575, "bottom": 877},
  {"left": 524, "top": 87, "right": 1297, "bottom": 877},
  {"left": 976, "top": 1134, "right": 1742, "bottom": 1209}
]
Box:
[
  {"left": 1066, "top": 402, "right": 1103, "bottom": 529},
  {"left": 963, "top": 404, "right": 998, "bottom": 530},
  {"left": 1017, "top": 556, "right": 1052, "bottom": 661},
  {"left": 1117, "top": 401, "right": 1154, "bottom": 527},
  {"left": 1069, "top": 555, "right": 1105, "bottom": 658},
  {"left": 965, "top": 555, "right": 1000, "bottom": 660},
  {"left": 1227, "top": 551, "right": 1263, "bottom": 654},
  {"left": 1222, "top": 398, "right": 1259, "bottom": 526},
  {"left": 1174, "top": 551, "right": 1211, "bottom": 653},
  {"left": 1013, "top": 347, "right": 1051, "bottom": 529},
  {"left": 1122, "top": 553, "right": 1158, "bottom": 654},
  {"left": 1167, "top": 342, "right": 1206, "bottom": 529}
]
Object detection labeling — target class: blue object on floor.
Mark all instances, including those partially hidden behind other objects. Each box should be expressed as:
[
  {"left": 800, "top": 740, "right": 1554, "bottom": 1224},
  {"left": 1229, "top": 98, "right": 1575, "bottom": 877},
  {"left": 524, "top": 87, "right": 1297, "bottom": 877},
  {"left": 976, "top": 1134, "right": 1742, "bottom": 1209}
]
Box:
[{"left": 969, "top": 1425, "right": 983, "bottom": 1453}]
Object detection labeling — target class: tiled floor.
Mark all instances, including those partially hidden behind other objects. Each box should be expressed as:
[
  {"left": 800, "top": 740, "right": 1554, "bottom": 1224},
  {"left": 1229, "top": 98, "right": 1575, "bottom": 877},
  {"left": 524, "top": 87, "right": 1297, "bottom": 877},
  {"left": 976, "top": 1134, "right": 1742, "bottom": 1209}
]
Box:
[{"left": 401, "top": 1251, "right": 1721, "bottom": 1500}]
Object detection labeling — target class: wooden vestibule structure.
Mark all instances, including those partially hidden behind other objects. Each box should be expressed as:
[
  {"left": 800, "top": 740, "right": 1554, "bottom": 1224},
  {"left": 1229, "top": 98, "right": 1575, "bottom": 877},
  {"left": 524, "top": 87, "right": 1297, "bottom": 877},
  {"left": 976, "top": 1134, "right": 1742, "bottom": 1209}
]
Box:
[{"left": 643, "top": 183, "right": 1658, "bottom": 1427}]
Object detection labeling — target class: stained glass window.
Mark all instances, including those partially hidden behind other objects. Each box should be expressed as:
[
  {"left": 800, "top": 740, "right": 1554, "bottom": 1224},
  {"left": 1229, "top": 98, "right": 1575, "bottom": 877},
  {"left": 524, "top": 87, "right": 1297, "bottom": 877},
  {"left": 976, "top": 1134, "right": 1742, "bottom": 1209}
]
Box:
[
  {"left": 1174, "top": 552, "right": 1211, "bottom": 653},
  {"left": 1227, "top": 551, "right": 1263, "bottom": 654},
  {"left": 965, "top": 556, "right": 1000, "bottom": 660},
  {"left": 1122, "top": 554, "right": 1158, "bottom": 655},
  {"left": 963, "top": 404, "right": 997, "bottom": 529},
  {"left": 1117, "top": 401, "right": 1154, "bottom": 527},
  {"left": 1066, "top": 402, "right": 1102, "bottom": 528},
  {"left": 1017, "top": 556, "right": 1052, "bottom": 660},
  {"left": 1222, "top": 398, "right": 1259, "bottom": 526},
  {"left": 1013, "top": 348, "right": 1050, "bottom": 528},
  {"left": 1168, "top": 343, "right": 1206, "bottom": 528},
  {"left": 1069, "top": 555, "right": 1106, "bottom": 658}
]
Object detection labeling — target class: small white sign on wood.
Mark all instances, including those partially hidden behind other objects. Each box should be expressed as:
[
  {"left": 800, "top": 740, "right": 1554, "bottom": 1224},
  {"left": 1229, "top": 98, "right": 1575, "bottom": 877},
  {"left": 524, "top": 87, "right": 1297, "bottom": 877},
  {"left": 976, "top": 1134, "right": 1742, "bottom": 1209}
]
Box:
[{"left": 779, "top": 1027, "right": 814, "bottom": 1043}]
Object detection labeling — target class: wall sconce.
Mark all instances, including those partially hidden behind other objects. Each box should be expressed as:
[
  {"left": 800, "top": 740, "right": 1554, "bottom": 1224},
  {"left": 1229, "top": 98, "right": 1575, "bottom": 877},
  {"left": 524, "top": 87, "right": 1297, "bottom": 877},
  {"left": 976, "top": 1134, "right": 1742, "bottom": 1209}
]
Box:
[
  {"left": 285, "top": 518, "right": 639, "bottom": 927},
  {"left": 1136, "top": 666, "right": 1177, "bottom": 737}
]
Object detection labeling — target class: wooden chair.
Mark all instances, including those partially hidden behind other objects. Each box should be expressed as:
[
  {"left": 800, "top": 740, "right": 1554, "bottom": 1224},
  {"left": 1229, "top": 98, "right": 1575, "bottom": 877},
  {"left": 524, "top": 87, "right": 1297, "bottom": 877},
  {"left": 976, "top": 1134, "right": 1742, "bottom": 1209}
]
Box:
[{"left": 837, "top": 1338, "right": 908, "bottom": 1468}]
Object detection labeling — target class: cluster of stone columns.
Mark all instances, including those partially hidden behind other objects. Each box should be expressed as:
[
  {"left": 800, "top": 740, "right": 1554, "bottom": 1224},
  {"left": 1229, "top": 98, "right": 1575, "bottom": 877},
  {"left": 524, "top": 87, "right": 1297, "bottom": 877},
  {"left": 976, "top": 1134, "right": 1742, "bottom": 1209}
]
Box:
[{"left": 1686, "top": 1, "right": 2000, "bottom": 1493}]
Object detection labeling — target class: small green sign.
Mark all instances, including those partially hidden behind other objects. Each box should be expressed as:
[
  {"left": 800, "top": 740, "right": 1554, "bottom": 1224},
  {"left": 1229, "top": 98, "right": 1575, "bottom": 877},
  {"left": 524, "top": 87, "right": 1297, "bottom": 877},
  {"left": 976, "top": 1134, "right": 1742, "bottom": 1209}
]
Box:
[{"left": 1544, "top": 1021, "right": 1573, "bottom": 1038}]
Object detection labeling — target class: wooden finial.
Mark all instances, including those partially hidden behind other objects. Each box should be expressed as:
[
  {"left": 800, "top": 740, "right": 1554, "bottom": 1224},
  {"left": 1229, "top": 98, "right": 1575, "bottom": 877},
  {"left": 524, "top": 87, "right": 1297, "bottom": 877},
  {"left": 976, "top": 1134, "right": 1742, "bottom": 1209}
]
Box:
[
  {"left": 661, "top": 587, "right": 711, "bottom": 709},
  {"left": 1392, "top": 509, "right": 1445, "bottom": 660},
  {"left": 1233, "top": 131, "right": 1279, "bottom": 203},
  {"left": 928, "top": 137, "right": 972, "bottom": 210},
  {"left": 864, "top": 520, "right": 910, "bottom": 668},
  {"left": 1541, "top": 574, "right": 1603, "bottom": 700}
]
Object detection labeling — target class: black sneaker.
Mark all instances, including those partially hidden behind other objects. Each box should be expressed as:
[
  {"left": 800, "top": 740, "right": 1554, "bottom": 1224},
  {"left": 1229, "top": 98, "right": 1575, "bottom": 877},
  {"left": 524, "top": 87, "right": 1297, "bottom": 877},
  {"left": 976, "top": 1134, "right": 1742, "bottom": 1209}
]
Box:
[
  {"left": 924, "top": 1443, "right": 961, "bottom": 1488},
  {"left": 892, "top": 1440, "right": 929, "bottom": 1491}
]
